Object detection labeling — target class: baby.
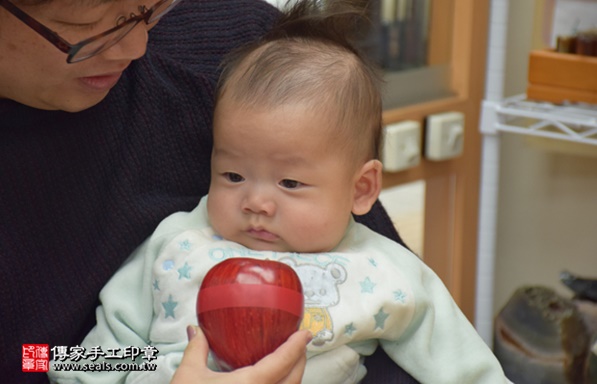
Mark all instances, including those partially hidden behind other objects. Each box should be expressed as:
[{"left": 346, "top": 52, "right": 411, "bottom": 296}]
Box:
[{"left": 49, "top": 1, "right": 512, "bottom": 383}]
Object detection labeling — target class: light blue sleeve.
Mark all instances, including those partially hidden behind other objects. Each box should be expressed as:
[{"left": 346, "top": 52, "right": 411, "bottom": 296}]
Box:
[
  {"left": 379, "top": 258, "right": 511, "bottom": 383},
  {"left": 334, "top": 222, "right": 511, "bottom": 383},
  {"left": 48, "top": 204, "right": 207, "bottom": 384},
  {"left": 47, "top": 235, "right": 159, "bottom": 384}
]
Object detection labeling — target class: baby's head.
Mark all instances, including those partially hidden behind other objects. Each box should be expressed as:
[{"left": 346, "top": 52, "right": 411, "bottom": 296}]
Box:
[{"left": 207, "top": 0, "right": 383, "bottom": 253}]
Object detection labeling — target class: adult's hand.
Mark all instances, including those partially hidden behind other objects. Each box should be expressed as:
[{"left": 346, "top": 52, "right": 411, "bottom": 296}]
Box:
[{"left": 171, "top": 326, "right": 310, "bottom": 384}]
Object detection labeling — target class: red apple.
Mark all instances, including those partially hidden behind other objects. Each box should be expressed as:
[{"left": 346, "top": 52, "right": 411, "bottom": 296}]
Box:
[{"left": 196, "top": 257, "right": 304, "bottom": 371}]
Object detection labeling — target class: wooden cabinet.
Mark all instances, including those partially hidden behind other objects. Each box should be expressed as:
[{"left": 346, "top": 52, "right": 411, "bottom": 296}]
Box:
[{"left": 373, "top": 0, "right": 490, "bottom": 321}]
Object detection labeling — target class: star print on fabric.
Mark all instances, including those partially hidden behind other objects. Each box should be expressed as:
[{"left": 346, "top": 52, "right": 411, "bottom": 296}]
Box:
[
  {"left": 368, "top": 258, "right": 377, "bottom": 267},
  {"left": 177, "top": 262, "right": 192, "bottom": 280},
  {"left": 374, "top": 308, "right": 389, "bottom": 330},
  {"left": 162, "top": 295, "right": 178, "bottom": 319},
  {"left": 360, "top": 277, "right": 376, "bottom": 293},
  {"left": 153, "top": 279, "right": 160, "bottom": 291},
  {"left": 162, "top": 260, "right": 175, "bottom": 271},
  {"left": 344, "top": 323, "right": 357, "bottom": 336},
  {"left": 394, "top": 290, "right": 407, "bottom": 303},
  {"left": 178, "top": 239, "right": 192, "bottom": 251}
]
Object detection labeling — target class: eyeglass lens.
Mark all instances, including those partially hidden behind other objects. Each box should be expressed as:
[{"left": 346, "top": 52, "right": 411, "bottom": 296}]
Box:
[{"left": 69, "top": 0, "right": 179, "bottom": 63}]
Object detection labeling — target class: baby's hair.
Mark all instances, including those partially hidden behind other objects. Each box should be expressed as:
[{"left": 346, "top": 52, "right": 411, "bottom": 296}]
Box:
[{"left": 216, "top": 0, "right": 383, "bottom": 163}]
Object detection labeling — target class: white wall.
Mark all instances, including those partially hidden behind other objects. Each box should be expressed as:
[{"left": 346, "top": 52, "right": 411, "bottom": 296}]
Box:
[
  {"left": 492, "top": 0, "right": 597, "bottom": 314},
  {"left": 263, "top": 0, "right": 295, "bottom": 9}
]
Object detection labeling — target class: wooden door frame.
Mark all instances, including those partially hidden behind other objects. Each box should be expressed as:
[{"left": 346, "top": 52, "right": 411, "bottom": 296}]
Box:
[{"left": 381, "top": 0, "right": 490, "bottom": 321}]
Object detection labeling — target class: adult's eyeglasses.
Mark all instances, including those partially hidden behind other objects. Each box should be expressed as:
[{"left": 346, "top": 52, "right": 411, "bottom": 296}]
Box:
[{"left": 0, "top": 0, "right": 182, "bottom": 63}]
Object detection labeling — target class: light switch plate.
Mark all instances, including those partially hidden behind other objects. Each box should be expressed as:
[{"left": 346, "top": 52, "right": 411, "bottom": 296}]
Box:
[
  {"left": 381, "top": 120, "right": 421, "bottom": 172},
  {"left": 425, "top": 111, "right": 464, "bottom": 161}
]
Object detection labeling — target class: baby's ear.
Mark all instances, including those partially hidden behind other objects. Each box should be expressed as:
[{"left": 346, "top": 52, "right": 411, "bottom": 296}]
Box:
[{"left": 352, "top": 159, "right": 382, "bottom": 216}]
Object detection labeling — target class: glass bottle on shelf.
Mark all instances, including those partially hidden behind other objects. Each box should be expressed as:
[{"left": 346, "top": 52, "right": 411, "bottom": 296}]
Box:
[{"left": 352, "top": 0, "right": 456, "bottom": 110}]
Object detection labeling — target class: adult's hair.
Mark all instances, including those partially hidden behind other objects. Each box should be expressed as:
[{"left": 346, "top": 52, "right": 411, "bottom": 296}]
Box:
[{"left": 216, "top": 0, "right": 383, "bottom": 163}]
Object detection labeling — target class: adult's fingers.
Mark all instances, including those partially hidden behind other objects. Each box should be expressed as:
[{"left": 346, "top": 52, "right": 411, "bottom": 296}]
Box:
[
  {"left": 277, "top": 347, "right": 307, "bottom": 384},
  {"left": 170, "top": 326, "right": 212, "bottom": 383},
  {"left": 247, "top": 330, "right": 311, "bottom": 384},
  {"left": 183, "top": 326, "right": 210, "bottom": 366},
  {"left": 172, "top": 327, "right": 310, "bottom": 384}
]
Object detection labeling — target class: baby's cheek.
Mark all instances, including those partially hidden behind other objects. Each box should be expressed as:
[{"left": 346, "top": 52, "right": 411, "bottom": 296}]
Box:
[{"left": 292, "top": 226, "right": 339, "bottom": 253}]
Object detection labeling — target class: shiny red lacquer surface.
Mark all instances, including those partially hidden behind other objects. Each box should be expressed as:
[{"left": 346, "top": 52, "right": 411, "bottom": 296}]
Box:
[{"left": 197, "top": 257, "right": 304, "bottom": 370}]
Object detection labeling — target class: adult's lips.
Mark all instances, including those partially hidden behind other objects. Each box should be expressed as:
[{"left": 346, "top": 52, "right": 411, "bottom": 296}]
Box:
[{"left": 78, "top": 72, "right": 123, "bottom": 91}]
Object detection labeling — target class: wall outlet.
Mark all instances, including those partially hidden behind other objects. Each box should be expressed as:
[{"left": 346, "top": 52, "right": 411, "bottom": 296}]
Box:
[
  {"left": 381, "top": 120, "right": 421, "bottom": 172},
  {"left": 425, "top": 111, "right": 465, "bottom": 161}
]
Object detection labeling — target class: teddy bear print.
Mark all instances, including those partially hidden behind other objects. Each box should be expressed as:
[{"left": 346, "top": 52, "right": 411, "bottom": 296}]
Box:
[{"left": 281, "top": 258, "right": 347, "bottom": 346}]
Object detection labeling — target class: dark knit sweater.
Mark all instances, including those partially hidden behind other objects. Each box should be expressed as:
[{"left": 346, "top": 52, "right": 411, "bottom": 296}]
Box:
[{"left": 0, "top": 1, "right": 411, "bottom": 383}]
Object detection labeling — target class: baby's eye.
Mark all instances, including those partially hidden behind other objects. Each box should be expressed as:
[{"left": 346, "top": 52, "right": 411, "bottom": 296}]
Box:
[
  {"left": 224, "top": 172, "right": 244, "bottom": 183},
  {"left": 280, "top": 179, "right": 302, "bottom": 189}
]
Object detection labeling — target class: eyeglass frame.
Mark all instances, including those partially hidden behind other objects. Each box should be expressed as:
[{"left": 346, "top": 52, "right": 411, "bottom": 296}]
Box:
[{"left": 0, "top": 0, "right": 180, "bottom": 63}]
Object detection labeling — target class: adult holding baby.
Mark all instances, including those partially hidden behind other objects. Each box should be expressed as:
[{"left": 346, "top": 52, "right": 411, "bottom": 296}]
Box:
[{"left": 0, "top": 0, "right": 414, "bottom": 383}]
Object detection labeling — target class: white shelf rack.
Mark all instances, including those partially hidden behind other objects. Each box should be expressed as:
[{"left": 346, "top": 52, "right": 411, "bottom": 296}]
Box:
[
  {"left": 477, "top": 92, "right": 597, "bottom": 347},
  {"left": 476, "top": 94, "right": 597, "bottom": 345},
  {"left": 483, "top": 94, "right": 597, "bottom": 146},
  {"left": 476, "top": 0, "right": 597, "bottom": 347}
]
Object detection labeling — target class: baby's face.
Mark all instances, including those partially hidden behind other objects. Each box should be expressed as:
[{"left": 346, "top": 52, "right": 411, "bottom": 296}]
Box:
[{"left": 207, "top": 99, "right": 360, "bottom": 253}]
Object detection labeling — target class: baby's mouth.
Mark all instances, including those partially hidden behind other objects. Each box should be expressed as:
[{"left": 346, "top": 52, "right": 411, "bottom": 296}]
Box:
[{"left": 246, "top": 227, "right": 279, "bottom": 242}]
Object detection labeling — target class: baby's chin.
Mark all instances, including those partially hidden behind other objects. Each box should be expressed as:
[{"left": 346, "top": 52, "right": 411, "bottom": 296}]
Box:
[
  {"left": 239, "top": 239, "right": 333, "bottom": 254},
  {"left": 237, "top": 238, "right": 293, "bottom": 253},
  {"left": 222, "top": 231, "right": 336, "bottom": 254}
]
